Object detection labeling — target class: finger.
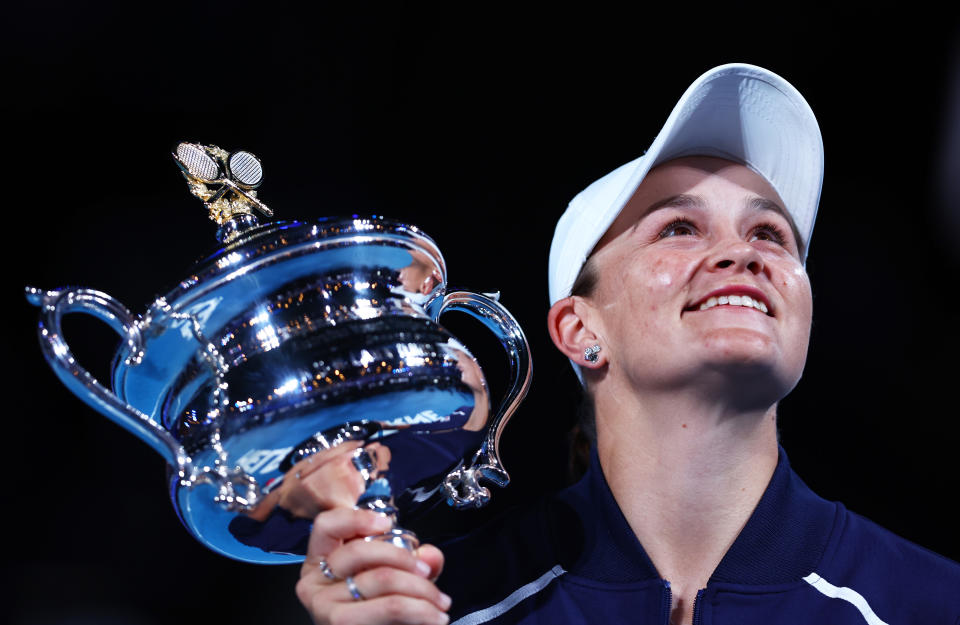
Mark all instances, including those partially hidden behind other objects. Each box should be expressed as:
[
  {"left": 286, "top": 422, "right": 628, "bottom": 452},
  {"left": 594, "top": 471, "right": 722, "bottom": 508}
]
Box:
[
  {"left": 342, "top": 568, "right": 452, "bottom": 611},
  {"left": 297, "top": 441, "right": 363, "bottom": 479},
  {"left": 282, "top": 443, "right": 368, "bottom": 518},
  {"left": 303, "top": 509, "right": 393, "bottom": 575},
  {"left": 326, "top": 596, "right": 449, "bottom": 625},
  {"left": 327, "top": 538, "right": 432, "bottom": 580},
  {"left": 283, "top": 464, "right": 366, "bottom": 518},
  {"left": 296, "top": 573, "right": 344, "bottom": 616},
  {"left": 296, "top": 566, "right": 451, "bottom": 623},
  {"left": 415, "top": 544, "right": 445, "bottom": 581},
  {"left": 300, "top": 545, "right": 446, "bottom": 600}
]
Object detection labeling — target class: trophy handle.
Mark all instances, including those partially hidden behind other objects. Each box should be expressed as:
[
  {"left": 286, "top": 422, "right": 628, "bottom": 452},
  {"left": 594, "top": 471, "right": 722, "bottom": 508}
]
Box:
[
  {"left": 25, "top": 287, "right": 190, "bottom": 471},
  {"left": 432, "top": 291, "right": 532, "bottom": 508}
]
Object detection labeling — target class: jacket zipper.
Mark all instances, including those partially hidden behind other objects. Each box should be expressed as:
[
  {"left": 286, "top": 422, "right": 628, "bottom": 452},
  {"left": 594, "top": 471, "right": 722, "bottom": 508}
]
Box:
[
  {"left": 661, "top": 580, "right": 673, "bottom": 625},
  {"left": 692, "top": 588, "right": 705, "bottom": 625},
  {"left": 663, "top": 581, "right": 705, "bottom": 624}
]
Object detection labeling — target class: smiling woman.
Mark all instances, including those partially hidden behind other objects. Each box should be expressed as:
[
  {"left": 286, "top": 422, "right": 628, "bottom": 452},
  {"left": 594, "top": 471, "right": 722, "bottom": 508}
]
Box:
[
  {"left": 294, "top": 64, "right": 960, "bottom": 625},
  {"left": 561, "top": 157, "right": 813, "bottom": 406}
]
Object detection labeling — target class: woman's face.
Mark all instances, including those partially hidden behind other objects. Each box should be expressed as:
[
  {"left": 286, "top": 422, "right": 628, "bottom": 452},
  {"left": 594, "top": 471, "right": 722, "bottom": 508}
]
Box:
[{"left": 582, "top": 156, "right": 813, "bottom": 403}]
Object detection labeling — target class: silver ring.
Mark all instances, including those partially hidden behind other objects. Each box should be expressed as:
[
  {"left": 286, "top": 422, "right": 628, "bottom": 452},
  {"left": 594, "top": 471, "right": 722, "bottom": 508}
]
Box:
[
  {"left": 318, "top": 558, "right": 338, "bottom": 581},
  {"left": 345, "top": 575, "right": 365, "bottom": 601}
]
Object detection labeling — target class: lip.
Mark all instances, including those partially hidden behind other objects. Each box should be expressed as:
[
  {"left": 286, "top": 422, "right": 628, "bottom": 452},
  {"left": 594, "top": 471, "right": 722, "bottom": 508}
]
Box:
[{"left": 685, "top": 285, "right": 774, "bottom": 317}]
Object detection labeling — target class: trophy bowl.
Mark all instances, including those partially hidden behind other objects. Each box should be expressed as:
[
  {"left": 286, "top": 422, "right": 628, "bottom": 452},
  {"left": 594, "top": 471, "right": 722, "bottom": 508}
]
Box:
[{"left": 27, "top": 144, "right": 531, "bottom": 564}]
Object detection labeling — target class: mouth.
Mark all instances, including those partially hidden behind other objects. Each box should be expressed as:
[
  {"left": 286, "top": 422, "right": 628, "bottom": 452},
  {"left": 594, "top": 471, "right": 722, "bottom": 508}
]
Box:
[{"left": 685, "top": 286, "right": 774, "bottom": 317}]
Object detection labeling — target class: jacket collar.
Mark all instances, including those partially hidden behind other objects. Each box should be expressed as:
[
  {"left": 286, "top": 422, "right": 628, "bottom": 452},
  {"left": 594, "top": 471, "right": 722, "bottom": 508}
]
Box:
[{"left": 554, "top": 445, "right": 839, "bottom": 585}]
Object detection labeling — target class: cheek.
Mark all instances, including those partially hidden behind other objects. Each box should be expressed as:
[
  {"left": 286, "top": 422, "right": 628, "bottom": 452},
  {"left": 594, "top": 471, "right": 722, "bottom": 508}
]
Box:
[
  {"left": 640, "top": 256, "right": 689, "bottom": 309},
  {"left": 616, "top": 257, "right": 687, "bottom": 321},
  {"left": 651, "top": 258, "right": 675, "bottom": 288},
  {"left": 789, "top": 267, "right": 813, "bottom": 319},
  {"left": 591, "top": 250, "right": 691, "bottom": 336},
  {"left": 783, "top": 268, "right": 814, "bottom": 359}
]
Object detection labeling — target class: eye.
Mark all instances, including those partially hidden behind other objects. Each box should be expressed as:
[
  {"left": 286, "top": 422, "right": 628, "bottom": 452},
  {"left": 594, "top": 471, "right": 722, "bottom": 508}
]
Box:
[
  {"left": 749, "top": 223, "right": 788, "bottom": 246},
  {"left": 658, "top": 219, "right": 698, "bottom": 239}
]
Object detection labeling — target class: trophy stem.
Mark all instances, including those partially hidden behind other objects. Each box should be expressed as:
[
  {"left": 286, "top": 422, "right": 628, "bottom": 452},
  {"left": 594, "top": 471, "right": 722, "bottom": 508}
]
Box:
[{"left": 352, "top": 446, "right": 420, "bottom": 551}]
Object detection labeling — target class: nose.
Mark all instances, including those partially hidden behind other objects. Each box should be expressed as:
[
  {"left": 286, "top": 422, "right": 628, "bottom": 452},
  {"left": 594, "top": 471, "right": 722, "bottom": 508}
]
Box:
[{"left": 709, "top": 240, "right": 765, "bottom": 275}]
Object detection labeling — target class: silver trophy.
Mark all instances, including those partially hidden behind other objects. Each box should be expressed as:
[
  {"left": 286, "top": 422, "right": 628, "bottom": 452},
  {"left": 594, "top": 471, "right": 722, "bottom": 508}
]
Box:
[{"left": 26, "top": 142, "right": 532, "bottom": 564}]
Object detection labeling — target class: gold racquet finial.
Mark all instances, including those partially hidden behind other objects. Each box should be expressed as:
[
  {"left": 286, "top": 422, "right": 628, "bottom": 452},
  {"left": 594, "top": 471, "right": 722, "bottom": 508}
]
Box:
[{"left": 173, "top": 142, "right": 273, "bottom": 242}]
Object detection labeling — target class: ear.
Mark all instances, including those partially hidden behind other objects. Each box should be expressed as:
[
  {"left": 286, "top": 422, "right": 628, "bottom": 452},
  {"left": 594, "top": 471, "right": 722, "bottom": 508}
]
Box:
[{"left": 547, "top": 296, "right": 605, "bottom": 369}]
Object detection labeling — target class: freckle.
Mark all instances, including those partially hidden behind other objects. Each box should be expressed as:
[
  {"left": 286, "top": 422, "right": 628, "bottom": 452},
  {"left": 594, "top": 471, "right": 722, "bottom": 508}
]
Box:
[
  {"left": 681, "top": 423, "right": 687, "bottom": 428},
  {"left": 741, "top": 487, "right": 746, "bottom": 492}
]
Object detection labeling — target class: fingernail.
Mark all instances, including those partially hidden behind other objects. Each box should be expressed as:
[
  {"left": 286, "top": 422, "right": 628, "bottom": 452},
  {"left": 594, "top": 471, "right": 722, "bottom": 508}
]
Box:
[
  {"left": 438, "top": 592, "right": 452, "bottom": 610},
  {"left": 371, "top": 514, "right": 393, "bottom": 531},
  {"left": 415, "top": 559, "right": 432, "bottom": 577},
  {"left": 436, "top": 613, "right": 449, "bottom": 625}
]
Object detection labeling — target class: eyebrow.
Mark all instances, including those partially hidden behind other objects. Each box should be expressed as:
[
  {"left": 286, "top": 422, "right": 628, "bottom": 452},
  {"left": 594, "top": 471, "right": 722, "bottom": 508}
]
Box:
[
  {"left": 644, "top": 193, "right": 703, "bottom": 216},
  {"left": 628, "top": 194, "right": 704, "bottom": 232},
  {"left": 748, "top": 197, "right": 805, "bottom": 255},
  {"left": 646, "top": 194, "right": 784, "bottom": 216},
  {"left": 641, "top": 194, "right": 805, "bottom": 255},
  {"left": 749, "top": 197, "right": 783, "bottom": 214}
]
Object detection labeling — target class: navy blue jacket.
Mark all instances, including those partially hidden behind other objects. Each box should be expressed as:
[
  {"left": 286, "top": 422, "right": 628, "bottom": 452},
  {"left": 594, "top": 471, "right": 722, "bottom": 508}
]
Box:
[{"left": 438, "top": 448, "right": 960, "bottom": 624}]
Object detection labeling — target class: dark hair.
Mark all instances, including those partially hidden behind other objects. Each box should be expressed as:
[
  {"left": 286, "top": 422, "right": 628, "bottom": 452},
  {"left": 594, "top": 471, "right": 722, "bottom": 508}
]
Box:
[{"left": 570, "top": 254, "right": 600, "bottom": 300}]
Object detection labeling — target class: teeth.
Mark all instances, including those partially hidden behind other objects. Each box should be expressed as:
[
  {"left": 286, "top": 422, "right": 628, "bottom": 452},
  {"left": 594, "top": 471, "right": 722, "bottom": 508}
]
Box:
[{"left": 697, "top": 294, "right": 770, "bottom": 314}]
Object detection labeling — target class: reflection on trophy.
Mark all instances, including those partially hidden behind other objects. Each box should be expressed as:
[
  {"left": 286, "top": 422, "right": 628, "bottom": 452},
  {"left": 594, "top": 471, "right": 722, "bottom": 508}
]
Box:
[{"left": 26, "top": 142, "right": 532, "bottom": 563}]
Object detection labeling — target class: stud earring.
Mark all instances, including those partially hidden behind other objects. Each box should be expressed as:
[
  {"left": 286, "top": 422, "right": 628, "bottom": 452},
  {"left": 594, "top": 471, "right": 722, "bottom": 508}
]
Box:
[{"left": 584, "top": 344, "right": 601, "bottom": 363}]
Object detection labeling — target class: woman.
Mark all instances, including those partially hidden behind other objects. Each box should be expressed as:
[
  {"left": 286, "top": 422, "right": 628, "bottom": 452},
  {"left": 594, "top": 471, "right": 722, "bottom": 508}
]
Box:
[{"left": 295, "top": 64, "right": 960, "bottom": 625}]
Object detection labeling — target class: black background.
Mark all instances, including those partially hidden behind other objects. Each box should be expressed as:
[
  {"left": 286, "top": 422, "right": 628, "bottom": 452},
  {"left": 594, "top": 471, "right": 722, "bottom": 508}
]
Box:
[{"left": 6, "top": 4, "right": 960, "bottom": 624}]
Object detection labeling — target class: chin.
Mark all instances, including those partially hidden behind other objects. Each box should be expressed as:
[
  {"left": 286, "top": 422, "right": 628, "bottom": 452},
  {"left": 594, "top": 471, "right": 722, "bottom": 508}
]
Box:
[
  {"left": 695, "top": 359, "right": 801, "bottom": 411},
  {"left": 698, "top": 331, "right": 803, "bottom": 400},
  {"left": 700, "top": 327, "right": 779, "bottom": 359}
]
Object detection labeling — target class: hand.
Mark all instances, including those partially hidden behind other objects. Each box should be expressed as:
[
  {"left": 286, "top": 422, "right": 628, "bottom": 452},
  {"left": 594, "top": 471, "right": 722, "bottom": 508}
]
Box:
[
  {"left": 297, "top": 508, "right": 450, "bottom": 625},
  {"left": 246, "top": 442, "right": 387, "bottom": 522}
]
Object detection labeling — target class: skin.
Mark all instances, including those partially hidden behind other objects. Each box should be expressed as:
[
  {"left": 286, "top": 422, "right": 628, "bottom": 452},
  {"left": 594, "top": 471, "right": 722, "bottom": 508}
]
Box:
[
  {"left": 245, "top": 442, "right": 391, "bottom": 522},
  {"left": 565, "top": 156, "right": 811, "bottom": 405},
  {"left": 547, "top": 156, "right": 813, "bottom": 625},
  {"left": 398, "top": 249, "right": 443, "bottom": 296},
  {"left": 297, "top": 156, "right": 814, "bottom": 625},
  {"left": 297, "top": 508, "right": 449, "bottom": 625}
]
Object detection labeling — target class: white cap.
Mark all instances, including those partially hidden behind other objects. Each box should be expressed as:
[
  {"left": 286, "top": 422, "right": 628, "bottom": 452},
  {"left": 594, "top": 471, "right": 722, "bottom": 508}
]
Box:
[{"left": 548, "top": 63, "right": 824, "bottom": 308}]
